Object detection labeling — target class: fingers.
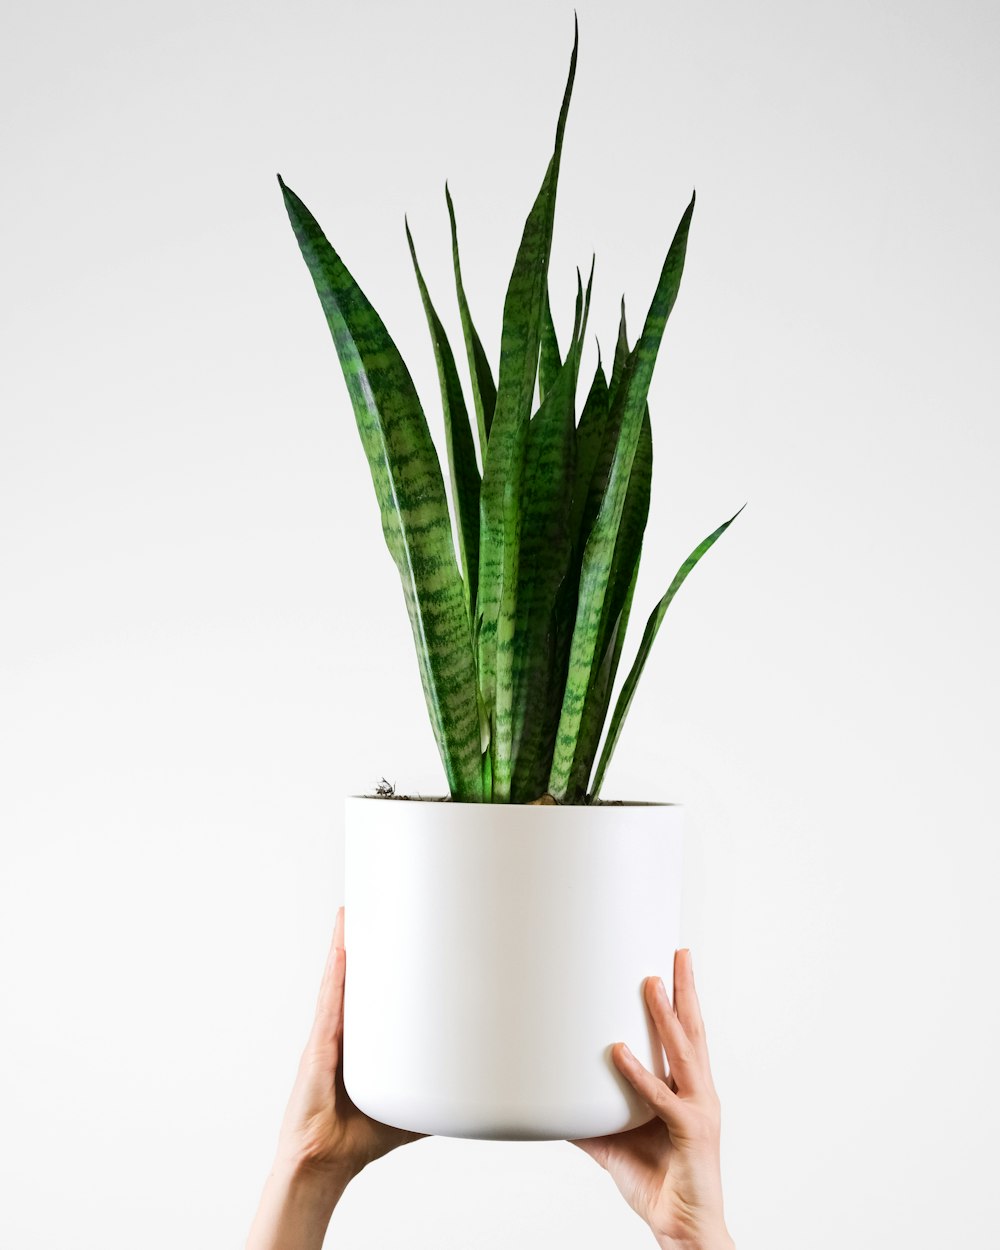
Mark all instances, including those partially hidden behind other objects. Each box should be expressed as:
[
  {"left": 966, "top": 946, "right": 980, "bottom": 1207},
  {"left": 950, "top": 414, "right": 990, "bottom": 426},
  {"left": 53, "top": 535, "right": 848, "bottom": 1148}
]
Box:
[
  {"left": 307, "top": 905, "right": 347, "bottom": 1055},
  {"left": 672, "top": 948, "right": 704, "bottom": 1041},
  {"left": 612, "top": 1042, "right": 690, "bottom": 1137},
  {"left": 671, "top": 949, "right": 717, "bottom": 1091},
  {"left": 643, "top": 974, "right": 702, "bottom": 1097}
]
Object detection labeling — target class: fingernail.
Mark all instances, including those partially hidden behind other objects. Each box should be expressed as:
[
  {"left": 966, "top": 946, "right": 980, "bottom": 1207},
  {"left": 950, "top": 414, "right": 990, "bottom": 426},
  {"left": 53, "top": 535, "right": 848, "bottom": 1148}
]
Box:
[{"left": 619, "top": 1042, "right": 634, "bottom": 1062}]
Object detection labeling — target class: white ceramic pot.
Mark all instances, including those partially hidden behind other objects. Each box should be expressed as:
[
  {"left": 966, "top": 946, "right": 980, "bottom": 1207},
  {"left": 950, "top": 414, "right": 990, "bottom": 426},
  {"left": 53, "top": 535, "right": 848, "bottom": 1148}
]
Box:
[{"left": 343, "top": 796, "right": 683, "bottom": 1141}]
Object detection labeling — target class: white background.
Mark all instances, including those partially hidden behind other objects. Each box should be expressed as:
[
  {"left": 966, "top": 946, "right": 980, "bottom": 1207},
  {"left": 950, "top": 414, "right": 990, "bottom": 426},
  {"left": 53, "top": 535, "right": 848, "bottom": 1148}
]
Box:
[{"left": 2, "top": 0, "right": 998, "bottom": 1246}]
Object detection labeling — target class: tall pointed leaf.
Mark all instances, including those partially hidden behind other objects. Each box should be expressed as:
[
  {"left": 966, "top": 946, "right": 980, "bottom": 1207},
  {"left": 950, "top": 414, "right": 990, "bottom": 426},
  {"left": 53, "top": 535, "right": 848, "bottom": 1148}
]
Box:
[
  {"left": 609, "top": 296, "right": 629, "bottom": 398},
  {"left": 579, "top": 296, "right": 631, "bottom": 548},
  {"left": 579, "top": 253, "right": 596, "bottom": 356},
  {"left": 445, "top": 184, "right": 497, "bottom": 460},
  {"left": 565, "top": 306, "right": 649, "bottom": 791},
  {"left": 508, "top": 267, "right": 590, "bottom": 799},
  {"left": 539, "top": 283, "right": 562, "bottom": 404},
  {"left": 568, "top": 406, "right": 652, "bottom": 793},
  {"left": 478, "top": 18, "right": 578, "bottom": 800},
  {"left": 591, "top": 504, "right": 746, "bottom": 798},
  {"left": 280, "top": 176, "right": 483, "bottom": 801},
  {"left": 509, "top": 346, "right": 579, "bottom": 801},
  {"left": 571, "top": 355, "right": 610, "bottom": 541},
  {"left": 541, "top": 254, "right": 594, "bottom": 406},
  {"left": 549, "top": 190, "right": 696, "bottom": 802},
  {"left": 405, "top": 217, "right": 481, "bottom": 623}
]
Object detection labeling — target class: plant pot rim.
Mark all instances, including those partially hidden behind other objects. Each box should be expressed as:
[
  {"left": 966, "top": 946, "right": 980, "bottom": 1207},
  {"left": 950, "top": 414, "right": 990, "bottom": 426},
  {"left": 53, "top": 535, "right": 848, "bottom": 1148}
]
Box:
[{"left": 347, "top": 795, "right": 681, "bottom": 808}]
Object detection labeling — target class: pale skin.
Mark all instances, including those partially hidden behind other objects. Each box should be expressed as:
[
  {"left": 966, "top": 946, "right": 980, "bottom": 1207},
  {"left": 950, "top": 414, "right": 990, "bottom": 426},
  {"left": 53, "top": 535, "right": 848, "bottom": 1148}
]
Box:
[{"left": 246, "top": 907, "right": 733, "bottom": 1250}]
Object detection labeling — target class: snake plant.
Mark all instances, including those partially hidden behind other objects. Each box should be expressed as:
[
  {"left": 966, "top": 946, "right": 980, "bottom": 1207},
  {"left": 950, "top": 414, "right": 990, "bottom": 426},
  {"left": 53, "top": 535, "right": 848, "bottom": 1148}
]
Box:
[{"left": 279, "top": 20, "right": 743, "bottom": 804}]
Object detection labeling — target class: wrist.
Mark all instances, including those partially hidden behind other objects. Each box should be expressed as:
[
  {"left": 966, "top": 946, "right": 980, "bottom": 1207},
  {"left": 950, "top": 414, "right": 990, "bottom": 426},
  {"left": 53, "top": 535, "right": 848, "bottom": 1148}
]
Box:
[
  {"left": 654, "top": 1228, "right": 734, "bottom": 1250},
  {"left": 274, "top": 1148, "right": 359, "bottom": 1195},
  {"left": 247, "top": 1155, "right": 354, "bottom": 1250}
]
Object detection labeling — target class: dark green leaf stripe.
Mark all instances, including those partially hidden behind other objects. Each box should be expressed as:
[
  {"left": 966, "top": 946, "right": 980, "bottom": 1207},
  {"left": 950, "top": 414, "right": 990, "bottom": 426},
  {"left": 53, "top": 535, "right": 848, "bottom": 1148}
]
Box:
[
  {"left": 591, "top": 504, "right": 746, "bottom": 798},
  {"left": 279, "top": 176, "right": 484, "bottom": 801},
  {"left": 445, "top": 184, "right": 497, "bottom": 461},
  {"left": 478, "top": 18, "right": 578, "bottom": 799},
  {"left": 548, "top": 191, "right": 696, "bottom": 801},
  {"left": 405, "top": 217, "right": 481, "bottom": 625}
]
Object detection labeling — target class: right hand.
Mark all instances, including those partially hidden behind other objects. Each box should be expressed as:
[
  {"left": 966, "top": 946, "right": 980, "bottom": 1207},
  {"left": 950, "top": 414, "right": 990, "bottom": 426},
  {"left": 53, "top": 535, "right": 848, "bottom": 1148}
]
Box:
[
  {"left": 274, "top": 905, "right": 426, "bottom": 1184},
  {"left": 569, "top": 949, "right": 734, "bottom": 1250}
]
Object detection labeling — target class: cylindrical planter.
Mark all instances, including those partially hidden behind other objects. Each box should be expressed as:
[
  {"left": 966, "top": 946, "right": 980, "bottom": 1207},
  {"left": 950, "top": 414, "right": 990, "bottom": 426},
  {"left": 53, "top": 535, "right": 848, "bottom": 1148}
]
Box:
[{"left": 343, "top": 796, "right": 683, "bottom": 1141}]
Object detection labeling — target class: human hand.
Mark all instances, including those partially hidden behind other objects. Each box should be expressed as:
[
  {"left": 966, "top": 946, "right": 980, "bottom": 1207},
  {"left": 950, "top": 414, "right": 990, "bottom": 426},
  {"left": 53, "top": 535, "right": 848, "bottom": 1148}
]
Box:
[
  {"left": 570, "top": 949, "right": 733, "bottom": 1250},
  {"left": 248, "top": 906, "right": 424, "bottom": 1250},
  {"left": 273, "top": 904, "right": 426, "bottom": 1186}
]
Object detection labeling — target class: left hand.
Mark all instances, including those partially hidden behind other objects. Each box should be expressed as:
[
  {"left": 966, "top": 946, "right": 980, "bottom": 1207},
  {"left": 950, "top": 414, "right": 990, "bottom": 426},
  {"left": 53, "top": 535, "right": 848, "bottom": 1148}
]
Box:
[
  {"left": 274, "top": 904, "right": 426, "bottom": 1184},
  {"left": 569, "top": 949, "right": 733, "bottom": 1250}
]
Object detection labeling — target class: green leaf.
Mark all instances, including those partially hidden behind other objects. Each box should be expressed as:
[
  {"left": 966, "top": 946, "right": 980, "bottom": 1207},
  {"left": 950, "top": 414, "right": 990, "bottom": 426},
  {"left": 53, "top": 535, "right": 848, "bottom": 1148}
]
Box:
[
  {"left": 445, "top": 184, "right": 497, "bottom": 461},
  {"left": 539, "top": 283, "right": 562, "bottom": 405},
  {"left": 481, "top": 742, "right": 493, "bottom": 800},
  {"left": 540, "top": 255, "right": 593, "bottom": 406},
  {"left": 579, "top": 253, "right": 596, "bottom": 358},
  {"left": 571, "top": 355, "right": 610, "bottom": 543},
  {"left": 579, "top": 296, "right": 629, "bottom": 549},
  {"left": 510, "top": 345, "right": 579, "bottom": 802},
  {"left": 591, "top": 504, "right": 746, "bottom": 799},
  {"left": 279, "top": 175, "right": 484, "bottom": 801},
  {"left": 405, "top": 216, "right": 481, "bottom": 624},
  {"left": 568, "top": 406, "right": 652, "bottom": 795},
  {"left": 508, "top": 260, "right": 591, "bottom": 801},
  {"left": 609, "top": 296, "right": 629, "bottom": 399},
  {"left": 477, "top": 17, "right": 578, "bottom": 800},
  {"left": 573, "top": 303, "right": 648, "bottom": 774},
  {"left": 548, "top": 190, "right": 696, "bottom": 802}
]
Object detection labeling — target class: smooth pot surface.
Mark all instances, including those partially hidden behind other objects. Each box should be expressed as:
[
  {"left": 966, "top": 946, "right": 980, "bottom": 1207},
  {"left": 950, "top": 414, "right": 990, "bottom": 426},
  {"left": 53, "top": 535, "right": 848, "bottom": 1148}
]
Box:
[{"left": 343, "top": 797, "right": 683, "bottom": 1141}]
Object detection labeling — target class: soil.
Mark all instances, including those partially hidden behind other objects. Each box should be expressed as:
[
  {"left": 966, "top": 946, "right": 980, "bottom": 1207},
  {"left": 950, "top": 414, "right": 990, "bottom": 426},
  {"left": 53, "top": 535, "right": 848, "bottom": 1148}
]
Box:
[{"left": 366, "top": 785, "right": 629, "bottom": 806}]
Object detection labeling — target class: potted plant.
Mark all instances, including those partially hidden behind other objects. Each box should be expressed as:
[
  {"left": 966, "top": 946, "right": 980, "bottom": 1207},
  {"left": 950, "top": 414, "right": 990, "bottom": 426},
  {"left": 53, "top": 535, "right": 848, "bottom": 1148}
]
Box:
[{"left": 279, "top": 19, "right": 742, "bottom": 1142}]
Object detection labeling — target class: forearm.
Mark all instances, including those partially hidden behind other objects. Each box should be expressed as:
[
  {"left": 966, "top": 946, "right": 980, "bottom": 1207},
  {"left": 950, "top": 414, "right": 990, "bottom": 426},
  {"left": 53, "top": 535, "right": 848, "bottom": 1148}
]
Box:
[{"left": 246, "top": 1158, "right": 354, "bottom": 1250}]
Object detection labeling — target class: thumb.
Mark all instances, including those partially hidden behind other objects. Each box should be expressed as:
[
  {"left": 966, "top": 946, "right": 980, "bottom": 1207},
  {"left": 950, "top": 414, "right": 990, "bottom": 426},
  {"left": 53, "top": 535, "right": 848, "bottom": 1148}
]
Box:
[{"left": 307, "top": 906, "right": 346, "bottom": 1056}]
